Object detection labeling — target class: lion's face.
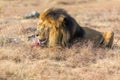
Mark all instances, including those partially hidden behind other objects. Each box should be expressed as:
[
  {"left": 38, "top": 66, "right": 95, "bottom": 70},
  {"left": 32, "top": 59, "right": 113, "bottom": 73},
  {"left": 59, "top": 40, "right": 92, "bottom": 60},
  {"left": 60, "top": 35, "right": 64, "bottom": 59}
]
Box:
[{"left": 35, "top": 19, "right": 51, "bottom": 46}]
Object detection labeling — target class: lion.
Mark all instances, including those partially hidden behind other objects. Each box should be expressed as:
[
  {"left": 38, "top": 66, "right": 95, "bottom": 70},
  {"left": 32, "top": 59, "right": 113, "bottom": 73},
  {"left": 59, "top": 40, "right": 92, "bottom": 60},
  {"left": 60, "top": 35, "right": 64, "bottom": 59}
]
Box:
[{"left": 33, "top": 8, "right": 114, "bottom": 48}]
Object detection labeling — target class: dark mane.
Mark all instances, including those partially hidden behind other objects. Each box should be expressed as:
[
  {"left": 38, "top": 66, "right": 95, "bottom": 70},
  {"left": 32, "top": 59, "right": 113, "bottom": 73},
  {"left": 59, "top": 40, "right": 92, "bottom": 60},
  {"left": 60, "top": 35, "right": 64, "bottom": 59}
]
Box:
[
  {"left": 46, "top": 8, "right": 84, "bottom": 38},
  {"left": 45, "top": 8, "right": 85, "bottom": 41},
  {"left": 45, "top": 8, "right": 68, "bottom": 20}
]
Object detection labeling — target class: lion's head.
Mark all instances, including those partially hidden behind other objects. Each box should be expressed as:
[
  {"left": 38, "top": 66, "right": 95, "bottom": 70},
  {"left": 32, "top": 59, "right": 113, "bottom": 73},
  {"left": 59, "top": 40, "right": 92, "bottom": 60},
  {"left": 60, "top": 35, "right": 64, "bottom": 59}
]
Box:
[{"left": 35, "top": 8, "right": 75, "bottom": 47}]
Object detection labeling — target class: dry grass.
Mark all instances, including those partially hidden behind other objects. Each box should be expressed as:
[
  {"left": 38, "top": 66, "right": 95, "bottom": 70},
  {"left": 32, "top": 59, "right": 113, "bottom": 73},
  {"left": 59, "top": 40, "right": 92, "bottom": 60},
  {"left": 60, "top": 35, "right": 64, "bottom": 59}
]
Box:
[{"left": 0, "top": 0, "right": 120, "bottom": 80}]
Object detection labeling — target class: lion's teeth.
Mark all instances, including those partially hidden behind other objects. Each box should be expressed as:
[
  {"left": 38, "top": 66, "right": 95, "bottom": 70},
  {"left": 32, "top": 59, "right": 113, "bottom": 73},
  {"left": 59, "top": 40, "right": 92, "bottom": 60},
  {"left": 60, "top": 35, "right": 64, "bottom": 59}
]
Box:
[{"left": 40, "top": 39, "right": 47, "bottom": 44}]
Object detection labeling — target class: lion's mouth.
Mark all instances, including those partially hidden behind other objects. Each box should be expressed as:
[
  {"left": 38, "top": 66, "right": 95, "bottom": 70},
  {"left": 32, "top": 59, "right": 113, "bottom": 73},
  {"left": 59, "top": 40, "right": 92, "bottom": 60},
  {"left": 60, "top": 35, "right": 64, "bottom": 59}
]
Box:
[{"left": 39, "top": 39, "right": 47, "bottom": 46}]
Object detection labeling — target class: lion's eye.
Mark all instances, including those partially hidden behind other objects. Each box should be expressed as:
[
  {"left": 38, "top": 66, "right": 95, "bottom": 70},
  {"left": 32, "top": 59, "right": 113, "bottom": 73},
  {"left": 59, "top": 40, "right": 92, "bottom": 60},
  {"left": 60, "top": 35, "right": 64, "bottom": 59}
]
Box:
[{"left": 36, "top": 34, "right": 39, "bottom": 36}]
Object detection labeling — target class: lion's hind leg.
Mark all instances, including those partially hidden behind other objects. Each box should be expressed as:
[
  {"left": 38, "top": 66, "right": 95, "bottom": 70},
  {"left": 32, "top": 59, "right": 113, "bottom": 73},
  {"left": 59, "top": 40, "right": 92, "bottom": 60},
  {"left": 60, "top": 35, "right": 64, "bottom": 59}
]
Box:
[{"left": 102, "top": 31, "right": 114, "bottom": 48}]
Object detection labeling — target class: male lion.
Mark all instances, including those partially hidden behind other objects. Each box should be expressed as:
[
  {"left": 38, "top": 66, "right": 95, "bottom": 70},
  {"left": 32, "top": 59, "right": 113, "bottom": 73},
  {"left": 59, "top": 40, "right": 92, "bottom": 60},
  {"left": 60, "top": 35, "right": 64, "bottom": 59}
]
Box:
[{"left": 33, "top": 8, "right": 114, "bottom": 48}]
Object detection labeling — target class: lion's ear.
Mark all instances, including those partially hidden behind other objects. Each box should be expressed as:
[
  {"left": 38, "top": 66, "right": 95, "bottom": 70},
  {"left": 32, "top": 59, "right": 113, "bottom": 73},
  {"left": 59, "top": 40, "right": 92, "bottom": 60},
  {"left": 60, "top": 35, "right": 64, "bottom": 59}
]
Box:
[{"left": 58, "top": 15, "right": 65, "bottom": 22}]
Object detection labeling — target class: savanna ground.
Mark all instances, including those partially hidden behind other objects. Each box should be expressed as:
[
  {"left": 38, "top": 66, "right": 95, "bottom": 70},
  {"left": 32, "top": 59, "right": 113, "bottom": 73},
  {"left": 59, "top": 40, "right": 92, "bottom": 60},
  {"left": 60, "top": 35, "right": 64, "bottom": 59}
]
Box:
[{"left": 0, "top": 0, "right": 120, "bottom": 80}]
